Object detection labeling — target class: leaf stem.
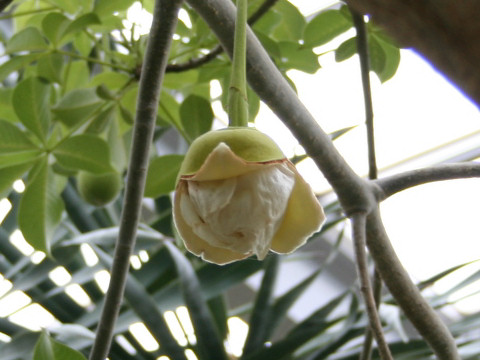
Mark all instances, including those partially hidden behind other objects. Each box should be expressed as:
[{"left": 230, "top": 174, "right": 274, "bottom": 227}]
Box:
[
  {"left": 0, "top": 6, "right": 55, "bottom": 19},
  {"left": 56, "top": 49, "right": 133, "bottom": 73},
  {"left": 87, "top": 0, "right": 184, "bottom": 358},
  {"left": 228, "top": 0, "right": 249, "bottom": 127}
]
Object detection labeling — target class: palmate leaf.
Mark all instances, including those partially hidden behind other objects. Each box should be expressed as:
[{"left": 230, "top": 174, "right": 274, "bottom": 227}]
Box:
[
  {"left": 53, "top": 134, "right": 115, "bottom": 173},
  {"left": 0, "top": 119, "right": 37, "bottom": 153},
  {"left": 52, "top": 88, "right": 103, "bottom": 128},
  {"left": 18, "top": 158, "right": 65, "bottom": 253},
  {"left": 0, "top": 53, "right": 44, "bottom": 82},
  {"left": 303, "top": 8, "right": 352, "bottom": 48},
  {"left": 36, "top": 53, "right": 64, "bottom": 83},
  {"left": 179, "top": 94, "right": 214, "bottom": 143},
  {"left": 42, "top": 12, "right": 71, "bottom": 47},
  {"left": 12, "top": 77, "right": 51, "bottom": 142},
  {"left": 144, "top": 154, "right": 184, "bottom": 198},
  {"left": 0, "top": 163, "right": 33, "bottom": 196},
  {"left": 5, "top": 27, "right": 49, "bottom": 53},
  {"left": 277, "top": 41, "right": 320, "bottom": 74}
]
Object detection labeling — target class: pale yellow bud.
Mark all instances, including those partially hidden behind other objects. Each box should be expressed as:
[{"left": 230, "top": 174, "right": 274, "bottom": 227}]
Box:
[{"left": 173, "top": 128, "right": 325, "bottom": 265}]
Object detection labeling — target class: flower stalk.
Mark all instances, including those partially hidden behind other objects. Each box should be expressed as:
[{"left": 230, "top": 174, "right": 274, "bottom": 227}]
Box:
[{"left": 228, "top": 0, "right": 249, "bottom": 127}]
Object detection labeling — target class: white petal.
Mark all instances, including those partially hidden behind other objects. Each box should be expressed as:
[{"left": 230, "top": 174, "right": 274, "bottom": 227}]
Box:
[
  {"left": 183, "top": 163, "right": 295, "bottom": 259},
  {"left": 188, "top": 177, "right": 236, "bottom": 217}
]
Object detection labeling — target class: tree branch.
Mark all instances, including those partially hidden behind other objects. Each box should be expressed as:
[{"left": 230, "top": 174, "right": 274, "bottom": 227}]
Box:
[
  {"left": 374, "top": 162, "right": 480, "bottom": 200},
  {"left": 166, "top": 0, "right": 279, "bottom": 73},
  {"left": 366, "top": 209, "right": 460, "bottom": 359},
  {"left": 345, "top": 0, "right": 480, "bottom": 107},
  {"left": 88, "top": 0, "right": 184, "bottom": 359},
  {"left": 351, "top": 212, "right": 392, "bottom": 360}
]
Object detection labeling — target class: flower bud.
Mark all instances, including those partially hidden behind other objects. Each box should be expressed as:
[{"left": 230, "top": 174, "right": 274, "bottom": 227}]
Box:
[{"left": 173, "top": 128, "right": 325, "bottom": 265}]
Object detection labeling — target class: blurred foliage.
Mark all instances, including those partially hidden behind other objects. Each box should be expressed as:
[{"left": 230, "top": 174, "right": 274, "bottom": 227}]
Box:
[{"left": 0, "top": 0, "right": 477, "bottom": 359}]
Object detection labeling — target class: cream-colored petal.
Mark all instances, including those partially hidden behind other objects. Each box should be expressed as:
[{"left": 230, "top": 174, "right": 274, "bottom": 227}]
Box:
[
  {"left": 194, "top": 164, "right": 295, "bottom": 259},
  {"left": 188, "top": 177, "right": 236, "bottom": 216},
  {"left": 270, "top": 162, "right": 325, "bottom": 254},
  {"left": 173, "top": 182, "right": 250, "bottom": 265}
]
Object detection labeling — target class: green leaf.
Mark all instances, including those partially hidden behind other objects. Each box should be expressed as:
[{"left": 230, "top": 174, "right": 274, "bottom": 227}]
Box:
[
  {"left": 0, "top": 53, "right": 43, "bottom": 82},
  {"left": 304, "top": 9, "right": 352, "bottom": 47},
  {"left": 12, "top": 77, "right": 51, "bottom": 142},
  {"left": 0, "top": 150, "right": 42, "bottom": 169},
  {"left": 63, "top": 61, "right": 90, "bottom": 93},
  {"left": 36, "top": 53, "right": 64, "bottom": 83},
  {"left": 0, "top": 332, "right": 40, "bottom": 360},
  {"left": 90, "top": 71, "right": 131, "bottom": 90},
  {"left": 52, "top": 88, "right": 103, "bottom": 127},
  {"left": 144, "top": 155, "right": 184, "bottom": 198},
  {"left": 179, "top": 94, "right": 214, "bottom": 142},
  {"left": 47, "top": 0, "right": 84, "bottom": 14},
  {"left": 268, "top": 0, "right": 306, "bottom": 42},
  {"left": 85, "top": 104, "right": 116, "bottom": 134},
  {"left": 62, "top": 13, "right": 101, "bottom": 40},
  {"left": 277, "top": 41, "right": 320, "bottom": 73},
  {"left": 164, "top": 242, "right": 229, "bottom": 360},
  {"left": 242, "top": 292, "right": 349, "bottom": 360},
  {"left": 42, "top": 12, "right": 71, "bottom": 47},
  {"left": 371, "top": 33, "right": 401, "bottom": 82},
  {"left": 0, "top": 88, "right": 17, "bottom": 123},
  {"left": 158, "top": 90, "right": 181, "bottom": 128},
  {"left": 53, "top": 134, "right": 115, "bottom": 173},
  {"left": 0, "top": 119, "right": 37, "bottom": 153},
  {"left": 5, "top": 27, "right": 48, "bottom": 53},
  {"left": 33, "top": 331, "right": 86, "bottom": 360},
  {"left": 93, "top": 0, "right": 136, "bottom": 17},
  {"left": 368, "top": 35, "right": 387, "bottom": 82},
  {"left": 93, "top": 246, "right": 189, "bottom": 360},
  {"left": 0, "top": 163, "right": 33, "bottom": 196},
  {"left": 264, "top": 268, "right": 322, "bottom": 341},
  {"left": 243, "top": 256, "right": 280, "bottom": 355},
  {"left": 18, "top": 158, "right": 64, "bottom": 253},
  {"left": 106, "top": 111, "right": 128, "bottom": 172},
  {"left": 335, "top": 37, "right": 356, "bottom": 62}
]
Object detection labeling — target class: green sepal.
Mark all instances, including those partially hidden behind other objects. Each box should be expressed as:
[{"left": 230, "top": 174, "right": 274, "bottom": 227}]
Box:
[{"left": 178, "top": 128, "right": 285, "bottom": 177}]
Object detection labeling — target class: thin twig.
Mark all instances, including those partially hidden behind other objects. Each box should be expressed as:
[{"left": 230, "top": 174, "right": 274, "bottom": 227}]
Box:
[
  {"left": 361, "top": 269, "right": 383, "bottom": 359},
  {"left": 374, "top": 162, "right": 480, "bottom": 200},
  {"left": 166, "top": 0, "right": 279, "bottom": 73},
  {"left": 88, "top": 0, "right": 184, "bottom": 359},
  {"left": 351, "top": 212, "right": 393, "bottom": 360},
  {"left": 349, "top": 8, "right": 383, "bottom": 359},
  {"left": 351, "top": 9, "right": 377, "bottom": 181}
]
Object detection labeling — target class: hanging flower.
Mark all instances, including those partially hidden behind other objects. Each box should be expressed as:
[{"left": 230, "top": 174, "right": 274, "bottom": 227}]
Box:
[{"left": 173, "top": 128, "right": 325, "bottom": 265}]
